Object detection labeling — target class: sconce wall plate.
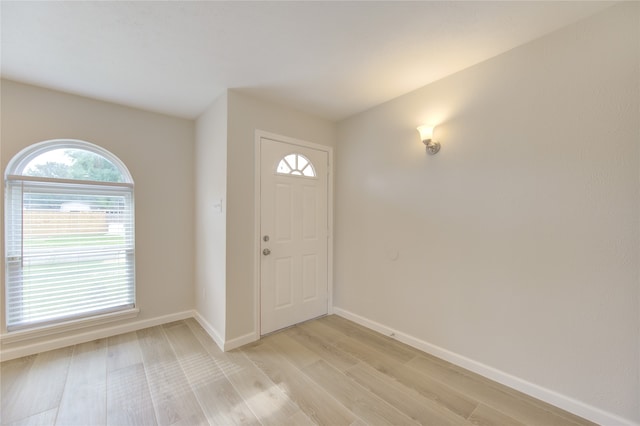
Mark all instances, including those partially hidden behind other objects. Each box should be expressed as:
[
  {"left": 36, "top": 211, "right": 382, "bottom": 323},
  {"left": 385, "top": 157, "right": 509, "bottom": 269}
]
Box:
[{"left": 424, "top": 139, "right": 440, "bottom": 155}]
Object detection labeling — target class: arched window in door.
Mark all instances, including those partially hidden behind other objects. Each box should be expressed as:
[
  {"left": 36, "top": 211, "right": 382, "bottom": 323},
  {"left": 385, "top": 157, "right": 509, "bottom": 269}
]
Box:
[{"left": 276, "top": 153, "right": 316, "bottom": 177}]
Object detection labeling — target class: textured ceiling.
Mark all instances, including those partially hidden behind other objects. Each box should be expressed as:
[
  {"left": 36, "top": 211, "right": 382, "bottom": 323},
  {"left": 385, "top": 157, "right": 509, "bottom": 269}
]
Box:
[{"left": 0, "top": 1, "right": 613, "bottom": 121}]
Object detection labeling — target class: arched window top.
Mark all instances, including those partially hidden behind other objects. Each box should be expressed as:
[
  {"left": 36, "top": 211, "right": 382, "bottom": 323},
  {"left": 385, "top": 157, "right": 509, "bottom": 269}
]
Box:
[
  {"left": 6, "top": 139, "right": 133, "bottom": 184},
  {"left": 276, "top": 153, "right": 316, "bottom": 177}
]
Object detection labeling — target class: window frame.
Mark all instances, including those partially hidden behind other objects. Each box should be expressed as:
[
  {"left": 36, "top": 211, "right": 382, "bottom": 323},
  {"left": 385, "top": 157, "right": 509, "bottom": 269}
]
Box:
[{"left": 4, "top": 139, "right": 136, "bottom": 335}]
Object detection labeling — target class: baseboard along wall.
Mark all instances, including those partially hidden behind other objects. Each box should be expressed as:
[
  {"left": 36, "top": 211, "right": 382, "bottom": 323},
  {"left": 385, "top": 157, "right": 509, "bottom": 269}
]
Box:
[
  {"left": 332, "top": 307, "right": 638, "bottom": 426},
  {"left": 0, "top": 310, "right": 194, "bottom": 362}
]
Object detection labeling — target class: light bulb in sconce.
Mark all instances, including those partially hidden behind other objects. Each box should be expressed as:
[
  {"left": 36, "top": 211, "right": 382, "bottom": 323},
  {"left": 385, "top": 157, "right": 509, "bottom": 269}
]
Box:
[{"left": 417, "top": 125, "right": 441, "bottom": 155}]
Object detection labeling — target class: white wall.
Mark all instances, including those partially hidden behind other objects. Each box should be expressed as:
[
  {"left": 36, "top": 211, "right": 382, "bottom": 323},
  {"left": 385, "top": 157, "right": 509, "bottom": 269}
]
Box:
[
  {"left": 195, "top": 92, "right": 228, "bottom": 345},
  {"left": 225, "top": 90, "right": 336, "bottom": 342},
  {"left": 0, "top": 80, "right": 195, "bottom": 358},
  {"left": 334, "top": 3, "right": 639, "bottom": 424}
]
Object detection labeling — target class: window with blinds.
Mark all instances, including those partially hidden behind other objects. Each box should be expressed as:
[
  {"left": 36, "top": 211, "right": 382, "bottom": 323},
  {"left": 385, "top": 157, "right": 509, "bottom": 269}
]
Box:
[{"left": 4, "top": 140, "right": 135, "bottom": 332}]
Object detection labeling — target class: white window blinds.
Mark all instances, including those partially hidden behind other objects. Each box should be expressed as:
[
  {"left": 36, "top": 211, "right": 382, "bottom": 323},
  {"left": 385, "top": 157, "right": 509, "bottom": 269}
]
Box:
[{"left": 4, "top": 141, "right": 135, "bottom": 332}]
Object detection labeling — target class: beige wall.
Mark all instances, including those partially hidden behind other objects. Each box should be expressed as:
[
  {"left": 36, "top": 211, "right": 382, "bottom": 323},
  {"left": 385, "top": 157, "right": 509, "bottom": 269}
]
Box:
[
  {"left": 335, "top": 3, "right": 639, "bottom": 423},
  {"left": 225, "top": 90, "right": 336, "bottom": 341},
  {"left": 195, "top": 92, "right": 228, "bottom": 343},
  {"left": 0, "top": 80, "right": 195, "bottom": 354}
]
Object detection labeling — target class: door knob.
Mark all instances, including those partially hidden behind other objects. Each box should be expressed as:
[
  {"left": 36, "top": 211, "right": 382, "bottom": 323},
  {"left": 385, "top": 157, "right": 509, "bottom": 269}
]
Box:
[{"left": 262, "top": 248, "right": 271, "bottom": 256}]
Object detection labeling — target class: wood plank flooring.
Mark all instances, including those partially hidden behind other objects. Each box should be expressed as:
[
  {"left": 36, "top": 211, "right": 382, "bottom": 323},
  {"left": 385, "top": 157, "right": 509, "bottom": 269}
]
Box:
[{"left": 1, "top": 315, "right": 597, "bottom": 426}]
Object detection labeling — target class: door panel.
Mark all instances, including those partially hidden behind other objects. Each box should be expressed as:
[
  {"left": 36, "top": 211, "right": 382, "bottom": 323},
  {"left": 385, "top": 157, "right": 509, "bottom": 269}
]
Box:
[
  {"left": 260, "top": 137, "right": 328, "bottom": 335},
  {"left": 275, "top": 257, "right": 293, "bottom": 308},
  {"left": 302, "top": 254, "right": 318, "bottom": 300},
  {"left": 276, "top": 184, "right": 293, "bottom": 242},
  {"left": 302, "top": 185, "right": 317, "bottom": 239}
]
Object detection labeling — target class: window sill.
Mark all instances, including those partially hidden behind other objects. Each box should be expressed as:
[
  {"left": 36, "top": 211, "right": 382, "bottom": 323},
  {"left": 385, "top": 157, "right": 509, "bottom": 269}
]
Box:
[{"left": 1, "top": 308, "right": 140, "bottom": 345}]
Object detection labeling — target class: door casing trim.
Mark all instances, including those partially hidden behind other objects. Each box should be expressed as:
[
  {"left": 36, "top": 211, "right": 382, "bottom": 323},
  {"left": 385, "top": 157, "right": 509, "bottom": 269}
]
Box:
[{"left": 253, "top": 130, "right": 334, "bottom": 340}]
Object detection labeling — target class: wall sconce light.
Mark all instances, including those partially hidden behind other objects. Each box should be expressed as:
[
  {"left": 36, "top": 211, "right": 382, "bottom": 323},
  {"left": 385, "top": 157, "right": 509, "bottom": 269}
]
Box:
[{"left": 417, "top": 125, "right": 441, "bottom": 155}]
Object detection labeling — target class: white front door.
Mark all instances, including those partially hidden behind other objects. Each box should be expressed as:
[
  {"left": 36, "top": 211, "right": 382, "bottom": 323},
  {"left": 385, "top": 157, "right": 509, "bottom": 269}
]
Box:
[{"left": 260, "top": 137, "right": 328, "bottom": 335}]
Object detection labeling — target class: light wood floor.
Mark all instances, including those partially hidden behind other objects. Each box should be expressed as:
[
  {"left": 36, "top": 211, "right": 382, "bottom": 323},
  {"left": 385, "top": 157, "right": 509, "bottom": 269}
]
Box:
[{"left": 1, "top": 315, "right": 596, "bottom": 426}]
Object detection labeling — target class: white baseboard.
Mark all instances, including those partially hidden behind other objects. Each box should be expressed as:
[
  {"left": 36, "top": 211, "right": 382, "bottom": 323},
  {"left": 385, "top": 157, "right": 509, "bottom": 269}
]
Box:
[
  {"left": 332, "top": 307, "right": 638, "bottom": 426},
  {"left": 192, "top": 311, "right": 225, "bottom": 350},
  {"left": 191, "top": 311, "right": 258, "bottom": 351},
  {"left": 224, "top": 331, "right": 258, "bottom": 351},
  {"left": 1, "top": 306, "right": 259, "bottom": 362},
  {"left": 0, "top": 310, "right": 194, "bottom": 362}
]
